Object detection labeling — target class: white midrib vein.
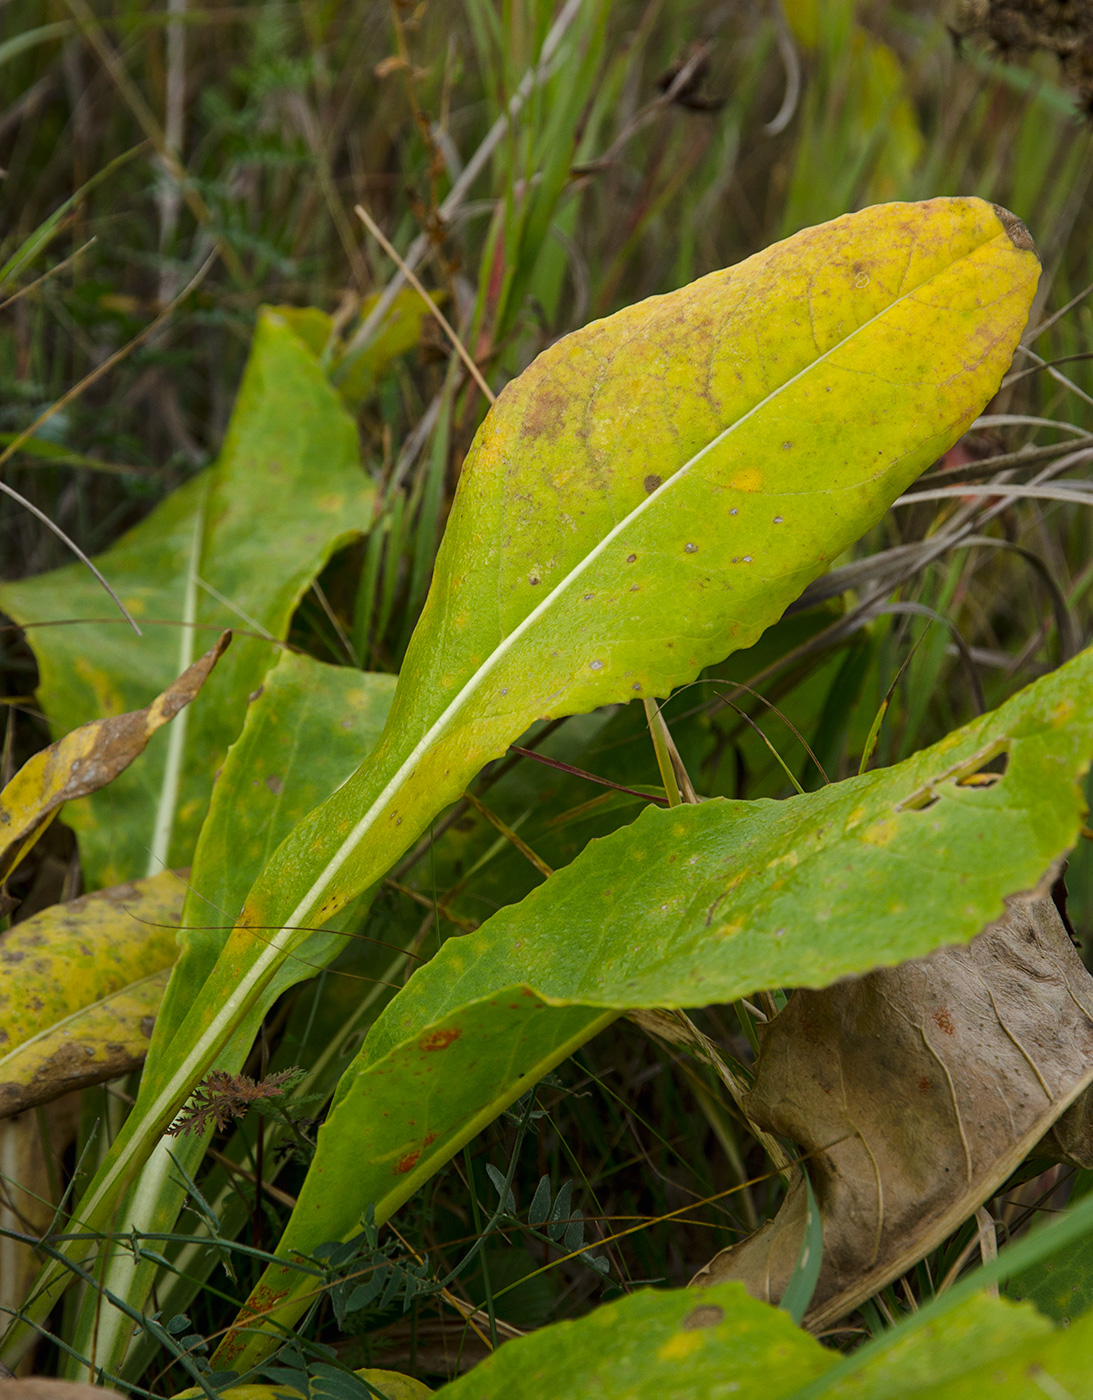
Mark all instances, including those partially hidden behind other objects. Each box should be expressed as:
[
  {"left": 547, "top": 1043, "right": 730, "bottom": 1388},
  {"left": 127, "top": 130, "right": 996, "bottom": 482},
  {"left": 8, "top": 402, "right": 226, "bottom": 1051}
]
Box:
[
  {"left": 146, "top": 498, "right": 204, "bottom": 876},
  {"left": 75, "top": 233, "right": 996, "bottom": 1236}
]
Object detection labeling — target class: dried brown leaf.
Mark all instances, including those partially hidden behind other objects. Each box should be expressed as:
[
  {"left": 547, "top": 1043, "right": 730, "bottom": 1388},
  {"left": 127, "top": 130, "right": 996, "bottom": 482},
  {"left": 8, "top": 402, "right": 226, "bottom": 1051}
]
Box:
[{"left": 693, "top": 886, "right": 1093, "bottom": 1329}]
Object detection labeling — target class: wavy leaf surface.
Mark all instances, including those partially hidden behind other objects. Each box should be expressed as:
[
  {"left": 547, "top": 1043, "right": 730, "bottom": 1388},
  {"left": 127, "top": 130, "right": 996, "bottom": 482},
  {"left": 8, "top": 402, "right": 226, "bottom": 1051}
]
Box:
[{"left": 219, "top": 643, "right": 1093, "bottom": 1364}]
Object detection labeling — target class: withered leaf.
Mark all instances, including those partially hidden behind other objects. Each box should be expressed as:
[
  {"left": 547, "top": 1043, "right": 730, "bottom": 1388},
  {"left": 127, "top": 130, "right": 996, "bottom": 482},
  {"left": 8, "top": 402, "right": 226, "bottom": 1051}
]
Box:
[
  {"left": 0, "top": 632, "right": 230, "bottom": 886},
  {"left": 693, "top": 886, "right": 1093, "bottom": 1330}
]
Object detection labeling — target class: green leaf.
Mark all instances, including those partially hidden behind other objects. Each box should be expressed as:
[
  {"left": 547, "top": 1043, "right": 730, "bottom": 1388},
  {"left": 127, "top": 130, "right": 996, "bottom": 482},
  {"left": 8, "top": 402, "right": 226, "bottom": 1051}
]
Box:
[
  {"left": 421, "top": 1280, "right": 1093, "bottom": 1399},
  {"left": 437, "top": 1282, "right": 830, "bottom": 1398},
  {"left": 277, "top": 289, "right": 446, "bottom": 409},
  {"left": 0, "top": 310, "right": 374, "bottom": 887},
  {"left": 146, "top": 649, "right": 398, "bottom": 1073},
  {"left": 780, "top": 1174, "right": 823, "bottom": 1326},
  {"left": 331, "top": 288, "right": 445, "bottom": 408},
  {"left": 221, "top": 645, "right": 1093, "bottom": 1362},
  {"left": 61, "top": 653, "right": 396, "bottom": 1377},
  {"left": 818, "top": 1296, "right": 1082, "bottom": 1399},
  {"left": 0, "top": 22, "right": 71, "bottom": 74},
  {"left": 1006, "top": 1212, "right": 1093, "bottom": 1327},
  {"left": 0, "top": 145, "right": 140, "bottom": 291}
]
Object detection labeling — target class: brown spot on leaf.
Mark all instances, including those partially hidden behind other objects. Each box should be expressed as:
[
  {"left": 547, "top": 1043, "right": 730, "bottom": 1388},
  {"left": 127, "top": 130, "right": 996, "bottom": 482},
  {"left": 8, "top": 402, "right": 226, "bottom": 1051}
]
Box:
[
  {"left": 265, "top": 773, "right": 284, "bottom": 795},
  {"left": 644, "top": 474, "right": 662, "bottom": 493},
  {"left": 682, "top": 1305, "right": 724, "bottom": 1330},
  {"left": 991, "top": 204, "right": 1038, "bottom": 256},
  {"left": 933, "top": 1008, "right": 955, "bottom": 1036},
  {"left": 419, "top": 1028, "right": 462, "bottom": 1051},
  {"left": 395, "top": 1149, "right": 421, "bottom": 1174}
]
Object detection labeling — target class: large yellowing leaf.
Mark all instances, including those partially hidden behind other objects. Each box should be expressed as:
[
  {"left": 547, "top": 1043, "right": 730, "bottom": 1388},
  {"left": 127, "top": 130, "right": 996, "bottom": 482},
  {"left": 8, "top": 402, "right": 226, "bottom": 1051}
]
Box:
[
  {"left": 220, "top": 199, "right": 1038, "bottom": 1023},
  {"left": 0, "top": 871, "right": 182, "bottom": 1115},
  {"left": 436, "top": 1282, "right": 828, "bottom": 1397},
  {"left": 0, "top": 969, "right": 170, "bottom": 1118},
  {"left": 0, "top": 311, "right": 374, "bottom": 887},
  {"left": 7, "top": 198, "right": 1039, "bottom": 1365}
]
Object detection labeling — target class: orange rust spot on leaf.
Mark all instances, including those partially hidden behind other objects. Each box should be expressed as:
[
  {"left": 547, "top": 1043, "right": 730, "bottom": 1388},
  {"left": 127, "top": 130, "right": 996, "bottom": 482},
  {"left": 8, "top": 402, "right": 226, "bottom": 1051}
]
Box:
[
  {"left": 419, "top": 1028, "right": 462, "bottom": 1051},
  {"left": 395, "top": 1149, "right": 421, "bottom": 1174},
  {"left": 933, "top": 1008, "right": 955, "bottom": 1036}
]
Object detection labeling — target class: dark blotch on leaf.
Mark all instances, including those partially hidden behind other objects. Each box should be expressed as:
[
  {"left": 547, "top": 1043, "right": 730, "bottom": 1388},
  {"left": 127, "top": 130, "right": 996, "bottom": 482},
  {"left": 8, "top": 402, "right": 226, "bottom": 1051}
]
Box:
[
  {"left": 682, "top": 1305, "right": 724, "bottom": 1330},
  {"left": 991, "top": 203, "right": 1038, "bottom": 256},
  {"left": 644, "top": 474, "right": 662, "bottom": 493},
  {"left": 419, "top": 1028, "right": 462, "bottom": 1051}
]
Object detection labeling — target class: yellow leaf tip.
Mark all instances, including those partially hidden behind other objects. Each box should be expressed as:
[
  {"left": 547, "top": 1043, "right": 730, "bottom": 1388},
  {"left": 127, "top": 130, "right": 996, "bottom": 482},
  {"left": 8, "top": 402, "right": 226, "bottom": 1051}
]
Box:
[{"left": 991, "top": 204, "right": 1038, "bottom": 258}]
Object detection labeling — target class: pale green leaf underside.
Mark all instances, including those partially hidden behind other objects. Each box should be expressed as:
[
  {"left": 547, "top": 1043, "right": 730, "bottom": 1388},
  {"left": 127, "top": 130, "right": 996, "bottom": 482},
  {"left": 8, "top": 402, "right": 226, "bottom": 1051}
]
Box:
[{"left": 160, "top": 651, "right": 397, "bottom": 1048}]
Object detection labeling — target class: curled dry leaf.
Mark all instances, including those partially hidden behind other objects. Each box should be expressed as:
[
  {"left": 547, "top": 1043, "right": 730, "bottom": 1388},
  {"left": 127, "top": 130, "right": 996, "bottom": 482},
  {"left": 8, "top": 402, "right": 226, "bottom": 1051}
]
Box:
[
  {"left": 0, "top": 632, "right": 230, "bottom": 887},
  {"left": 693, "top": 889, "right": 1093, "bottom": 1329}
]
